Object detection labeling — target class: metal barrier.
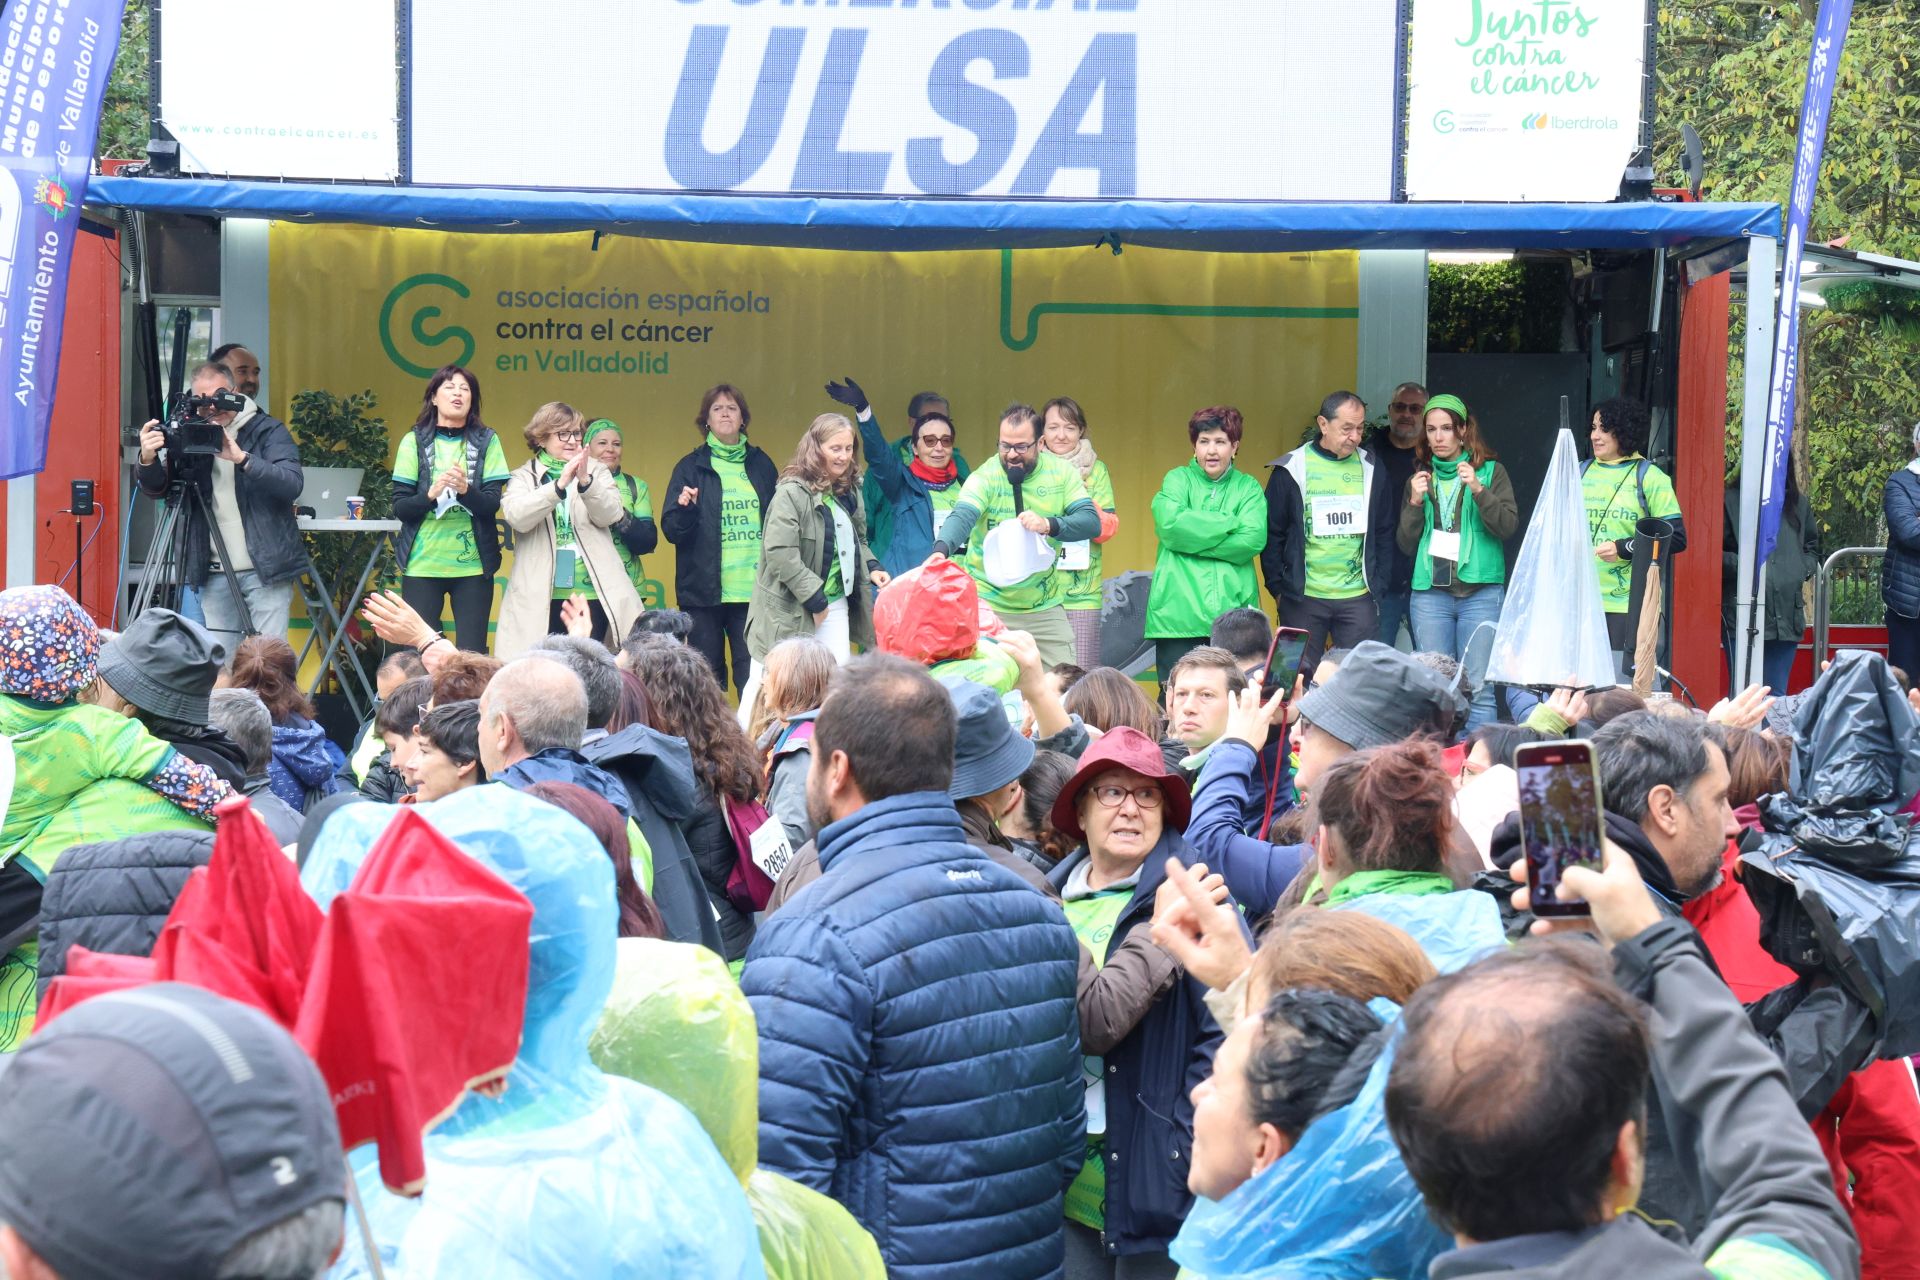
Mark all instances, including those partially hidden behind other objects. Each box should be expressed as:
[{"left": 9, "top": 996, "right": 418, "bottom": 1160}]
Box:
[{"left": 1811, "top": 546, "right": 1887, "bottom": 670}]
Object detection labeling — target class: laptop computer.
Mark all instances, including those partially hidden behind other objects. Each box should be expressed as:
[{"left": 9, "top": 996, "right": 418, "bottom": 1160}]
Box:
[{"left": 298, "top": 467, "right": 365, "bottom": 519}]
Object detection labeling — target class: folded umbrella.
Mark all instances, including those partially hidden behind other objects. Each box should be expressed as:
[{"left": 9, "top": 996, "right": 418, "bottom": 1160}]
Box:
[{"left": 38, "top": 797, "right": 532, "bottom": 1197}]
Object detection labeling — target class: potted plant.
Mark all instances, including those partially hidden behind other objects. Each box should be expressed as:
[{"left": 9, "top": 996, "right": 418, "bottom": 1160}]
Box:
[{"left": 290, "top": 388, "right": 393, "bottom": 739}]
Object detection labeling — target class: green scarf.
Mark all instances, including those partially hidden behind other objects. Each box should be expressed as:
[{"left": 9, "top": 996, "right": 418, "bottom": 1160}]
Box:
[
  {"left": 1308, "top": 868, "right": 1456, "bottom": 906},
  {"left": 538, "top": 450, "right": 567, "bottom": 481},
  {"left": 707, "top": 431, "right": 746, "bottom": 463}
]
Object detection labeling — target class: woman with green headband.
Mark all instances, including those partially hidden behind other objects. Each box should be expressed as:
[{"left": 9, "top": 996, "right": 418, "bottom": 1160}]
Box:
[
  {"left": 585, "top": 419, "right": 659, "bottom": 596},
  {"left": 1396, "top": 393, "right": 1517, "bottom": 730}
]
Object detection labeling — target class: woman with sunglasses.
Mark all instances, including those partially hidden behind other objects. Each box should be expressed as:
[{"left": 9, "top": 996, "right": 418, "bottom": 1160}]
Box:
[
  {"left": 497, "top": 401, "right": 644, "bottom": 657},
  {"left": 1044, "top": 727, "right": 1247, "bottom": 1277}
]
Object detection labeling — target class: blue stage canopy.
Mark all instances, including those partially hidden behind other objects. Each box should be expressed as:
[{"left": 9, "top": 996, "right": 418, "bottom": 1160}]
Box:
[{"left": 86, "top": 177, "right": 1780, "bottom": 254}]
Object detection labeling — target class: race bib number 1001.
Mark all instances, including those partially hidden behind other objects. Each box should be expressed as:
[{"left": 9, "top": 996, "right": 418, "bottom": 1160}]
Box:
[{"left": 1311, "top": 495, "right": 1364, "bottom": 538}]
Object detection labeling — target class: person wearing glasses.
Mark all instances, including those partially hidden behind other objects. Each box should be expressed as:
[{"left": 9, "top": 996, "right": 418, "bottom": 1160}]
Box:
[
  {"left": 663, "top": 384, "right": 779, "bottom": 695},
  {"left": 933, "top": 404, "right": 1102, "bottom": 667},
  {"left": 824, "top": 377, "right": 972, "bottom": 579},
  {"left": 1367, "top": 382, "right": 1428, "bottom": 647},
  {"left": 1262, "top": 391, "right": 1398, "bottom": 675},
  {"left": 497, "top": 402, "right": 644, "bottom": 658},
  {"left": 1044, "top": 727, "right": 1245, "bottom": 1275}
]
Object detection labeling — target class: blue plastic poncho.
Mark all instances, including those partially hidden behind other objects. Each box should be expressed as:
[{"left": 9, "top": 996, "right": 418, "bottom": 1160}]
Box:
[
  {"left": 1169, "top": 1001, "right": 1449, "bottom": 1280},
  {"left": 305, "top": 785, "right": 764, "bottom": 1279},
  {"left": 1336, "top": 890, "right": 1507, "bottom": 973},
  {"left": 590, "top": 938, "right": 885, "bottom": 1280}
]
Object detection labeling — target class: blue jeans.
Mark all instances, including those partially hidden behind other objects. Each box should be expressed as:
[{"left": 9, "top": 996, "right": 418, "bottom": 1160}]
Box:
[
  {"left": 1376, "top": 590, "right": 1414, "bottom": 650},
  {"left": 1410, "top": 584, "right": 1505, "bottom": 732},
  {"left": 1762, "top": 639, "right": 1797, "bottom": 695}
]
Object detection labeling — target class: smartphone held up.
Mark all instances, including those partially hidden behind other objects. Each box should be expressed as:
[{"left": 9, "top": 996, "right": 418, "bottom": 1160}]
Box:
[
  {"left": 1262, "top": 627, "right": 1309, "bottom": 703},
  {"left": 1516, "top": 740, "right": 1606, "bottom": 918}
]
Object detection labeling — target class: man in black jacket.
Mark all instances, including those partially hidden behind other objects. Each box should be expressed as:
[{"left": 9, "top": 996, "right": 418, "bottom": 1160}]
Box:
[
  {"left": 532, "top": 635, "right": 726, "bottom": 953},
  {"left": 1389, "top": 845, "right": 1857, "bottom": 1280},
  {"left": 136, "top": 361, "right": 306, "bottom": 644},
  {"left": 1261, "top": 391, "right": 1400, "bottom": 673},
  {"left": 1487, "top": 710, "right": 1878, "bottom": 1237}
]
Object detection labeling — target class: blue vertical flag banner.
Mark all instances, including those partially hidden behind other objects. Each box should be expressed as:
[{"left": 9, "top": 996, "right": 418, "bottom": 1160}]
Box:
[
  {"left": 1755, "top": 0, "right": 1853, "bottom": 586},
  {"left": 0, "top": 0, "right": 127, "bottom": 480}
]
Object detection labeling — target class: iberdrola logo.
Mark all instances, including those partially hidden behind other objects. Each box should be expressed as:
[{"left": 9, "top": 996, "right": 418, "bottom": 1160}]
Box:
[{"left": 34, "top": 176, "right": 72, "bottom": 218}]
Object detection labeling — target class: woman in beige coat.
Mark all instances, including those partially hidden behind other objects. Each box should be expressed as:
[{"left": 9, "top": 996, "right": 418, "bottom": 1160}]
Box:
[{"left": 497, "top": 401, "right": 644, "bottom": 658}]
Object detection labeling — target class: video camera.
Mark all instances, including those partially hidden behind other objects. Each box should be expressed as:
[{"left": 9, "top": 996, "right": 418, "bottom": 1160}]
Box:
[{"left": 163, "top": 389, "right": 247, "bottom": 457}]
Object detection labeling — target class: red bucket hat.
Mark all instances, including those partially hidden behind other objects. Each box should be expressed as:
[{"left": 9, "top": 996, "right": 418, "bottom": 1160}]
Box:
[{"left": 1051, "top": 726, "right": 1193, "bottom": 843}]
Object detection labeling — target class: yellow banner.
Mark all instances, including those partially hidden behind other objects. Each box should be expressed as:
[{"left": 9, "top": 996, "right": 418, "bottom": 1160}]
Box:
[{"left": 269, "top": 224, "right": 1358, "bottom": 614}]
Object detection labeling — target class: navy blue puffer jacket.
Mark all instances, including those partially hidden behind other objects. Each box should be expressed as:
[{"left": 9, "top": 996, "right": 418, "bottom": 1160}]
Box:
[
  {"left": 1883, "top": 467, "right": 1920, "bottom": 619},
  {"left": 743, "top": 791, "right": 1085, "bottom": 1279}
]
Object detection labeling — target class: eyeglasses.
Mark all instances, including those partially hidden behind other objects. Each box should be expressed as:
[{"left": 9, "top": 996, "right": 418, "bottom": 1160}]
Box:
[
  {"left": 1091, "top": 783, "right": 1164, "bottom": 810},
  {"left": 999, "top": 439, "right": 1037, "bottom": 455},
  {"left": 918, "top": 434, "right": 954, "bottom": 447},
  {"left": 1391, "top": 401, "right": 1425, "bottom": 414},
  {"left": 551, "top": 430, "right": 584, "bottom": 444}
]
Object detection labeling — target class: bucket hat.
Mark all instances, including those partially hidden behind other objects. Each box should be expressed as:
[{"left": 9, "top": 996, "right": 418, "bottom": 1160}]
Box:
[{"left": 1052, "top": 725, "right": 1193, "bottom": 843}]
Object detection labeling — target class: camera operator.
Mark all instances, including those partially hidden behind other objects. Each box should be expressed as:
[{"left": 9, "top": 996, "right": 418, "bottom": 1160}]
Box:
[{"left": 136, "top": 361, "right": 306, "bottom": 644}]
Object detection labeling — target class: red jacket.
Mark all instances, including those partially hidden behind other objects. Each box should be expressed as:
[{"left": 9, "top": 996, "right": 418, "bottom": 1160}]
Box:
[{"left": 1688, "top": 825, "right": 1920, "bottom": 1278}]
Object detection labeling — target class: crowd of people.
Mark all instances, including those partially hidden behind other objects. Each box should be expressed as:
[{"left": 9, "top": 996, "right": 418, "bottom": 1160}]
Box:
[
  {"left": 140, "top": 351, "right": 1719, "bottom": 695},
  {"left": 7, "top": 353, "right": 1918, "bottom": 1280},
  {"left": 1, "top": 527, "right": 1916, "bottom": 1277}
]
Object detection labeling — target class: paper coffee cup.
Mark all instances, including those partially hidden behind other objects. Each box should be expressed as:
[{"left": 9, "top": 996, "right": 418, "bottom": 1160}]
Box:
[{"left": 345, "top": 496, "right": 365, "bottom": 519}]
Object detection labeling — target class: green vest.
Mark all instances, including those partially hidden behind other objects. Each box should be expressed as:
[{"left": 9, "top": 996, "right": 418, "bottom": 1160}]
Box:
[
  {"left": 1302, "top": 448, "right": 1368, "bottom": 600},
  {"left": 1411, "top": 459, "right": 1506, "bottom": 591}
]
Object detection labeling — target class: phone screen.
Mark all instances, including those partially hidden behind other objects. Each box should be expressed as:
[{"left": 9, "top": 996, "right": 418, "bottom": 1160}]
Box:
[
  {"left": 1516, "top": 741, "right": 1605, "bottom": 917},
  {"left": 1263, "top": 628, "right": 1309, "bottom": 701}
]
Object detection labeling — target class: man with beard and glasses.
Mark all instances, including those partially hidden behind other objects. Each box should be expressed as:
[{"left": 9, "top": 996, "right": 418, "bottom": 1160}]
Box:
[
  {"left": 741, "top": 654, "right": 1085, "bottom": 1280},
  {"left": 934, "top": 404, "right": 1101, "bottom": 668}
]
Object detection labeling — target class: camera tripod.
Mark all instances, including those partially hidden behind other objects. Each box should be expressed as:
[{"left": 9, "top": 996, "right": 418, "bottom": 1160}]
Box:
[{"left": 128, "top": 468, "right": 256, "bottom": 637}]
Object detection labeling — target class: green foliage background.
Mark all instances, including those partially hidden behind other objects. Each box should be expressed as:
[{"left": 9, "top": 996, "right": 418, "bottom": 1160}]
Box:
[
  {"left": 289, "top": 390, "right": 397, "bottom": 644},
  {"left": 1657, "top": 0, "right": 1919, "bottom": 553}
]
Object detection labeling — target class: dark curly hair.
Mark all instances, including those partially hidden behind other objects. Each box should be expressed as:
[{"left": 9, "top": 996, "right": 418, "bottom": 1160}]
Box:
[{"left": 1591, "top": 397, "right": 1650, "bottom": 458}]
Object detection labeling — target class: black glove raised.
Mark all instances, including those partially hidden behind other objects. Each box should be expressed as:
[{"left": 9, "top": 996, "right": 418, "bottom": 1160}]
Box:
[{"left": 824, "top": 376, "right": 868, "bottom": 414}]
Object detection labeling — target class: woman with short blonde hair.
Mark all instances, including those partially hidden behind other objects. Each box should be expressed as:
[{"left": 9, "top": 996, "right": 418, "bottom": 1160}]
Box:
[{"left": 496, "top": 400, "right": 644, "bottom": 656}]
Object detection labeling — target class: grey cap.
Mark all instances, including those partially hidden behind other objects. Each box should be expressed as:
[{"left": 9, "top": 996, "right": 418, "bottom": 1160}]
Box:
[
  {"left": 98, "top": 608, "right": 228, "bottom": 724},
  {"left": 0, "top": 982, "right": 344, "bottom": 1280},
  {"left": 1296, "top": 641, "right": 1464, "bottom": 749},
  {"left": 941, "top": 677, "right": 1035, "bottom": 800}
]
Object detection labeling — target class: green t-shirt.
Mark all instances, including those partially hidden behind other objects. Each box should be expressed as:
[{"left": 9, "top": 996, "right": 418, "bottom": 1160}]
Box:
[
  {"left": 818, "top": 493, "right": 846, "bottom": 602},
  {"left": 712, "top": 437, "right": 762, "bottom": 604},
  {"left": 611, "top": 471, "right": 655, "bottom": 591},
  {"left": 0, "top": 698, "right": 206, "bottom": 872},
  {"left": 1302, "top": 448, "right": 1368, "bottom": 600},
  {"left": 1583, "top": 456, "right": 1681, "bottom": 613},
  {"left": 392, "top": 431, "right": 511, "bottom": 579},
  {"left": 1062, "top": 887, "right": 1133, "bottom": 1232},
  {"left": 953, "top": 452, "right": 1092, "bottom": 613},
  {"left": 1062, "top": 459, "right": 1114, "bottom": 610}
]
